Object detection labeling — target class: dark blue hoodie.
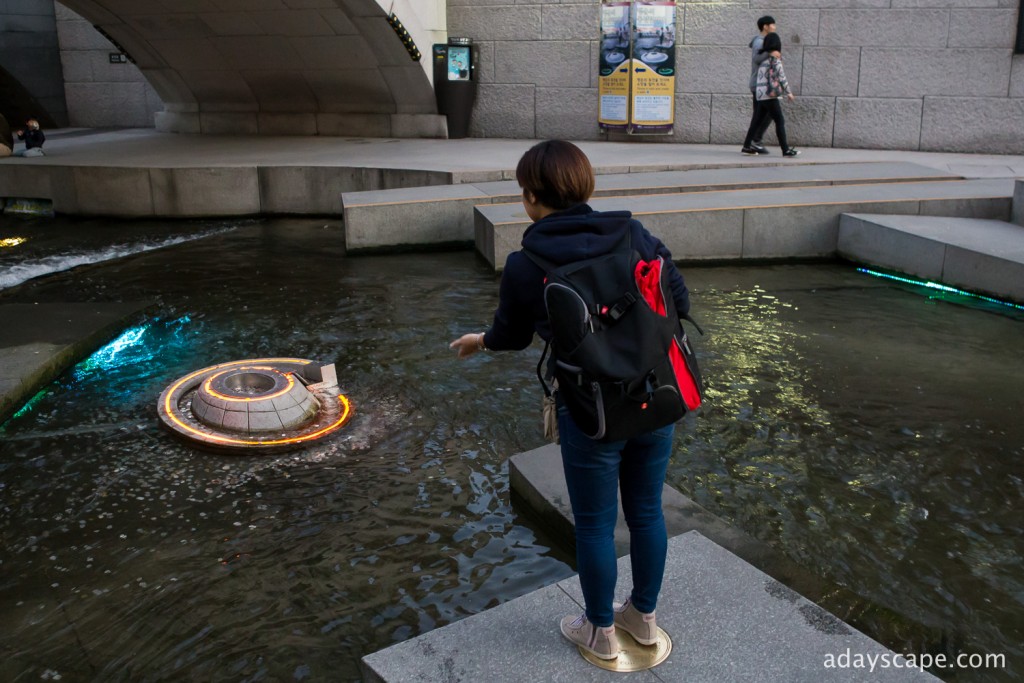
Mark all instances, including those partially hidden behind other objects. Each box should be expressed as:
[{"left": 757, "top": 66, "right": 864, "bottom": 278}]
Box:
[{"left": 482, "top": 203, "right": 690, "bottom": 351}]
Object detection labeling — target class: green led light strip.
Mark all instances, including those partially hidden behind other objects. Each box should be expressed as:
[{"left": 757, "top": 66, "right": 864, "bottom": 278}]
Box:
[
  {"left": 857, "top": 267, "right": 1024, "bottom": 311},
  {"left": 3, "top": 388, "right": 49, "bottom": 427}
]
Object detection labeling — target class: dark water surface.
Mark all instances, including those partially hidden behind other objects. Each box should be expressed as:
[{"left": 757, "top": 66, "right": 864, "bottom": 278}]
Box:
[{"left": 0, "top": 216, "right": 1020, "bottom": 681}]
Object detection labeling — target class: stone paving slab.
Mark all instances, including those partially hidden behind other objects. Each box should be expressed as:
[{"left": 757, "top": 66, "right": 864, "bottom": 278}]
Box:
[
  {"left": 361, "top": 531, "right": 938, "bottom": 683},
  {"left": 342, "top": 162, "right": 961, "bottom": 251},
  {"left": 0, "top": 302, "right": 151, "bottom": 423},
  {"left": 475, "top": 178, "right": 1014, "bottom": 270},
  {"left": 838, "top": 214, "right": 1024, "bottom": 303}
]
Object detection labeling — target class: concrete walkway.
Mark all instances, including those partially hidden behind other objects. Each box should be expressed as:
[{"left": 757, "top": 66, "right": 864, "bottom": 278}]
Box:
[
  {"left": 1, "top": 128, "right": 1022, "bottom": 216},
  {"left": 6, "top": 128, "right": 1024, "bottom": 177}
]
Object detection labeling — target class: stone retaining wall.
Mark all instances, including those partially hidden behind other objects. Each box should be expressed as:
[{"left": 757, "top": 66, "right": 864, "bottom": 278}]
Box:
[
  {"left": 449, "top": 0, "right": 1024, "bottom": 153},
  {"left": 0, "top": 0, "right": 68, "bottom": 128},
  {"left": 54, "top": 3, "right": 162, "bottom": 129}
]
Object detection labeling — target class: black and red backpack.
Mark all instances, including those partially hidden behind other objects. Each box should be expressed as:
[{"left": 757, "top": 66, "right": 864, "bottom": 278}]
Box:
[{"left": 524, "top": 230, "right": 703, "bottom": 442}]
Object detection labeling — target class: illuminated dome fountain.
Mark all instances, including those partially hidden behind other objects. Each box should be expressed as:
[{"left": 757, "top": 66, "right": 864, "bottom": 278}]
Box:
[{"left": 158, "top": 358, "right": 352, "bottom": 452}]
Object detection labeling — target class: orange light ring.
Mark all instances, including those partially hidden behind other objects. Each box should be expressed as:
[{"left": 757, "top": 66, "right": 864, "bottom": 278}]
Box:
[
  {"left": 201, "top": 366, "right": 295, "bottom": 402},
  {"left": 158, "top": 358, "right": 353, "bottom": 448},
  {"left": 163, "top": 393, "right": 353, "bottom": 447}
]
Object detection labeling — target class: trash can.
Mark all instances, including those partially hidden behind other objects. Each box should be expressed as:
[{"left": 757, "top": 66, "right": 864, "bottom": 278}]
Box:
[{"left": 432, "top": 38, "right": 478, "bottom": 139}]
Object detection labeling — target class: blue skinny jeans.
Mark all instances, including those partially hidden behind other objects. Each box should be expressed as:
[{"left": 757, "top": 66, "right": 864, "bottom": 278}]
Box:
[{"left": 558, "top": 405, "right": 674, "bottom": 627}]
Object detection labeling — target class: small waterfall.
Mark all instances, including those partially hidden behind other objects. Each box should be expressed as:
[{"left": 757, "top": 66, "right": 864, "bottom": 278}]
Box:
[{"left": 0, "top": 228, "right": 232, "bottom": 290}]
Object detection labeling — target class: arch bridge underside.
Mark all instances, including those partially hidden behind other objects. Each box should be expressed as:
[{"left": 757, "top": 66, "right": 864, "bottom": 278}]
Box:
[{"left": 60, "top": 0, "right": 446, "bottom": 137}]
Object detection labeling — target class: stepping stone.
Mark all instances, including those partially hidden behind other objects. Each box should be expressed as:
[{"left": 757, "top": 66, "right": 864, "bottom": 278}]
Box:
[
  {"left": 474, "top": 179, "right": 1014, "bottom": 271},
  {"left": 361, "top": 531, "right": 938, "bottom": 682}
]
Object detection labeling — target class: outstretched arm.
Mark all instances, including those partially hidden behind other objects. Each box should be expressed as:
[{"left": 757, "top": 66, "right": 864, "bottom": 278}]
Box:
[{"left": 449, "top": 333, "right": 486, "bottom": 359}]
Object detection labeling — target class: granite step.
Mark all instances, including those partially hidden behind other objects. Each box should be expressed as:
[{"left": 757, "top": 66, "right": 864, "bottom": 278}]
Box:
[
  {"left": 473, "top": 178, "right": 1013, "bottom": 271},
  {"left": 341, "top": 162, "right": 961, "bottom": 252},
  {"left": 838, "top": 213, "right": 1024, "bottom": 304},
  {"left": 361, "top": 444, "right": 942, "bottom": 682},
  {"left": 361, "top": 530, "right": 937, "bottom": 682}
]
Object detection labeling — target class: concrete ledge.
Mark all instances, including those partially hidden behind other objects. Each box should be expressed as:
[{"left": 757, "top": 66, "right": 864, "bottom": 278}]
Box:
[
  {"left": 0, "top": 163, "right": 451, "bottom": 218},
  {"left": 343, "top": 184, "right": 491, "bottom": 250},
  {"left": 838, "top": 214, "right": 1024, "bottom": 303},
  {"left": 341, "top": 162, "right": 960, "bottom": 251},
  {"left": 150, "top": 167, "right": 261, "bottom": 217},
  {"left": 474, "top": 179, "right": 1013, "bottom": 270},
  {"left": 361, "top": 530, "right": 937, "bottom": 682},
  {"left": 1013, "top": 179, "right": 1024, "bottom": 227},
  {"left": 261, "top": 167, "right": 451, "bottom": 215},
  {"left": 0, "top": 302, "right": 151, "bottom": 423}
]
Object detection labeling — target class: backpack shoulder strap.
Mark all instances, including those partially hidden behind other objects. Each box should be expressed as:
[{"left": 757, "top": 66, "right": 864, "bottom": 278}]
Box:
[
  {"left": 521, "top": 247, "right": 555, "bottom": 275},
  {"left": 519, "top": 248, "right": 556, "bottom": 397}
]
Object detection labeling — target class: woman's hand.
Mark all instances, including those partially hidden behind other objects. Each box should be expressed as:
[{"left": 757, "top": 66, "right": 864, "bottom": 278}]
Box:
[
  {"left": 786, "top": 92, "right": 795, "bottom": 101},
  {"left": 450, "top": 333, "right": 486, "bottom": 359}
]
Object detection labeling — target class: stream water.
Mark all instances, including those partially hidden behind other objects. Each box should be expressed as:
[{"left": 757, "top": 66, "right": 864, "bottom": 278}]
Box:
[{"left": 0, "top": 215, "right": 1020, "bottom": 681}]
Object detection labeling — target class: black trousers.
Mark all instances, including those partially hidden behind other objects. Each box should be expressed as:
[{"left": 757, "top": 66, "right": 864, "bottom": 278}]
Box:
[
  {"left": 747, "top": 93, "right": 771, "bottom": 144},
  {"left": 744, "top": 98, "right": 789, "bottom": 151}
]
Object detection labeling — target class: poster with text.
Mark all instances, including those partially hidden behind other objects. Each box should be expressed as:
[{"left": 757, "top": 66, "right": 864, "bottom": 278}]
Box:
[
  {"left": 629, "top": 1, "right": 675, "bottom": 134},
  {"left": 598, "top": 1, "right": 631, "bottom": 131}
]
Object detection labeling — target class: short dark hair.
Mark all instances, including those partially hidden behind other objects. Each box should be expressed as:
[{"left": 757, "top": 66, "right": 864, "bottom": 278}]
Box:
[
  {"left": 757, "top": 15, "right": 776, "bottom": 31},
  {"left": 761, "top": 32, "right": 782, "bottom": 53},
  {"left": 515, "top": 140, "right": 595, "bottom": 210}
]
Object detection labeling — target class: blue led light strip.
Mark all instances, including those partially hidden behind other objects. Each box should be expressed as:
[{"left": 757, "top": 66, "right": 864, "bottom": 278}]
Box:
[
  {"left": 857, "top": 267, "right": 1024, "bottom": 311},
  {"left": 75, "top": 323, "right": 150, "bottom": 374}
]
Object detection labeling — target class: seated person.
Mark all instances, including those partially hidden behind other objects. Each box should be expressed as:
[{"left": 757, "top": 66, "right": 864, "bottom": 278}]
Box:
[{"left": 15, "top": 119, "right": 45, "bottom": 157}]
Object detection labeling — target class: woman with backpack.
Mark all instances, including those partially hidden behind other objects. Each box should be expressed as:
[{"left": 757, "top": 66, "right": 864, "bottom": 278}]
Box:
[
  {"left": 450, "top": 140, "right": 694, "bottom": 661},
  {"left": 741, "top": 32, "right": 799, "bottom": 157}
]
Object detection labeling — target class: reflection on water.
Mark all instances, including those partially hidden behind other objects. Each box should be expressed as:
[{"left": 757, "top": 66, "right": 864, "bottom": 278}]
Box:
[
  {"left": 673, "top": 268, "right": 1023, "bottom": 682},
  {"left": 0, "top": 217, "right": 1021, "bottom": 681}
]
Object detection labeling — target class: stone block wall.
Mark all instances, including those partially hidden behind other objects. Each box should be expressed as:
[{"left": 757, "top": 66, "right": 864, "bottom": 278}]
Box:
[
  {"left": 0, "top": 0, "right": 68, "bottom": 127},
  {"left": 55, "top": 2, "right": 162, "bottom": 128},
  {"left": 449, "top": 0, "right": 1024, "bottom": 153}
]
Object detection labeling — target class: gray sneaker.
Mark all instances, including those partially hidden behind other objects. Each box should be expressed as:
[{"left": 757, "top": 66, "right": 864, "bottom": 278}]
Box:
[
  {"left": 560, "top": 614, "right": 618, "bottom": 660},
  {"left": 613, "top": 599, "right": 658, "bottom": 645}
]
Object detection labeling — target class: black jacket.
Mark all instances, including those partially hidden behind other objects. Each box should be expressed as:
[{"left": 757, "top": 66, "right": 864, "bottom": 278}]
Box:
[
  {"left": 483, "top": 203, "right": 690, "bottom": 351},
  {"left": 18, "top": 129, "right": 45, "bottom": 149}
]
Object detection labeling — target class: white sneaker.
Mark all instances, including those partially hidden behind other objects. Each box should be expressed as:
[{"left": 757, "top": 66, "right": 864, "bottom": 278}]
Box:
[
  {"left": 613, "top": 598, "right": 657, "bottom": 645},
  {"left": 560, "top": 613, "right": 618, "bottom": 660}
]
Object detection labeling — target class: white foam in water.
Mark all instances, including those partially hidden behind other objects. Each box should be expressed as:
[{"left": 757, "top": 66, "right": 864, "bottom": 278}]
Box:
[{"left": 0, "top": 228, "right": 232, "bottom": 291}]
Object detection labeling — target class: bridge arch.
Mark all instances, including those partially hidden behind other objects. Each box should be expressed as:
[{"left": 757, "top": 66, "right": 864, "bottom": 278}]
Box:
[{"left": 57, "top": 0, "right": 446, "bottom": 137}]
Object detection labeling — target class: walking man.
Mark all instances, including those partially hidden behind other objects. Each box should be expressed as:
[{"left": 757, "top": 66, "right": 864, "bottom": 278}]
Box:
[{"left": 744, "top": 15, "right": 775, "bottom": 155}]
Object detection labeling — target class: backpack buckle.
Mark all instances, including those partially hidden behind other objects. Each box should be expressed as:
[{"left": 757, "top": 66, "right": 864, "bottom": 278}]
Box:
[{"left": 603, "top": 292, "right": 636, "bottom": 321}]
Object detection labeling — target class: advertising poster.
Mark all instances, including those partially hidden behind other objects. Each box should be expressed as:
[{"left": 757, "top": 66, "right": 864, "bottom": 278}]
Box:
[
  {"left": 447, "top": 45, "right": 471, "bottom": 81},
  {"left": 598, "top": 2, "right": 631, "bottom": 131},
  {"left": 629, "top": 1, "right": 676, "bottom": 134}
]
